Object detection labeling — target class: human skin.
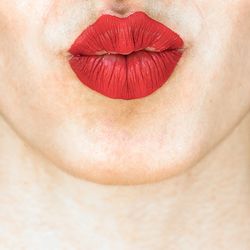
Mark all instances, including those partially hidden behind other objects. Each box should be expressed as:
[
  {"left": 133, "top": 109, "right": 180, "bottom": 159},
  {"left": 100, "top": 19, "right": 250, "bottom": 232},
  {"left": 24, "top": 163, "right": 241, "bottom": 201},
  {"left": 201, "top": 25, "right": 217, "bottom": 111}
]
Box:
[
  {"left": 0, "top": 0, "right": 249, "bottom": 185},
  {"left": 0, "top": 0, "right": 250, "bottom": 249}
]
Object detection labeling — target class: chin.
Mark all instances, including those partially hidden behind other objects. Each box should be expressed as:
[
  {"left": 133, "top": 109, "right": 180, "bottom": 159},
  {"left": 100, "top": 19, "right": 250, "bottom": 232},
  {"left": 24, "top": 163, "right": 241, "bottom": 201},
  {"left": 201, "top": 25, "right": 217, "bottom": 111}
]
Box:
[
  {"left": 49, "top": 146, "right": 201, "bottom": 186},
  {"left": 42, "top": 122, "right": 205, "bottom": 185}
]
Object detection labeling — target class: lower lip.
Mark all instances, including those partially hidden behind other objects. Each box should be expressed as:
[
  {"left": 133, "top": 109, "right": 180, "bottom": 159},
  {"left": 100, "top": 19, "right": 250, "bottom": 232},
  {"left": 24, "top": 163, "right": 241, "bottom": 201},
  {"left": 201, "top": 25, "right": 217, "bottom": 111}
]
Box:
[{"left": 69, "top": 48, "right": 183, "bottom": 100}]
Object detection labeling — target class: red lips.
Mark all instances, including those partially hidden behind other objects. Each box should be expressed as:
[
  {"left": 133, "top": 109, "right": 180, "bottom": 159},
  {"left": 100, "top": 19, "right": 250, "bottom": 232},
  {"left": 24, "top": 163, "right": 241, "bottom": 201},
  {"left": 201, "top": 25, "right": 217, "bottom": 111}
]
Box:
[{"left": 69, "top": 11, "right": 184, "bottom": 100}]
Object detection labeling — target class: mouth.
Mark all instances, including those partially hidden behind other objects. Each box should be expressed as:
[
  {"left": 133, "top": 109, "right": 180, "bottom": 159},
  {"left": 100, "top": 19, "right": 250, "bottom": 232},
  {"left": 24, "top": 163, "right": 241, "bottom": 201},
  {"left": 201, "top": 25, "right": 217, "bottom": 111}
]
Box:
[{"left": 68, "top": 11, "right": 184, "bottom": 100}]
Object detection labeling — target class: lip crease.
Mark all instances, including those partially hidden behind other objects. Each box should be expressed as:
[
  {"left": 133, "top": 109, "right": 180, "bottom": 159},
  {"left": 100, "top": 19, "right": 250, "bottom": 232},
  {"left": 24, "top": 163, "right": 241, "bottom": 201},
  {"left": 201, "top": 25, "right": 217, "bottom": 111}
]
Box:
[{"left": 68, "top": 11, "right": 184, "bottom": 100}]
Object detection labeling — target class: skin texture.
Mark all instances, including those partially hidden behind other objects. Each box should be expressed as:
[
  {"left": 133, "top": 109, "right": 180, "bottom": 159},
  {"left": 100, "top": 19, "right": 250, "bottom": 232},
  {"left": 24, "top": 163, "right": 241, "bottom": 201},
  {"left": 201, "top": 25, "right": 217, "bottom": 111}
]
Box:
[
  {"left": 0, "top": 0, "right": 250, "bottom": 249},
  {"left": 0, "top": 0, "right": 249, "bottom": 184}
]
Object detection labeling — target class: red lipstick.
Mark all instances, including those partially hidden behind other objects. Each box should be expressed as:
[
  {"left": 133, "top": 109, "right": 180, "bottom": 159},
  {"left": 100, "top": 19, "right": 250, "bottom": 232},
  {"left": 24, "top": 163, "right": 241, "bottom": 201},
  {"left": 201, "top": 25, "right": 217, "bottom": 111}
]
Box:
[{"left": 69, "top": 11, "right": 184, "bottom": 100}]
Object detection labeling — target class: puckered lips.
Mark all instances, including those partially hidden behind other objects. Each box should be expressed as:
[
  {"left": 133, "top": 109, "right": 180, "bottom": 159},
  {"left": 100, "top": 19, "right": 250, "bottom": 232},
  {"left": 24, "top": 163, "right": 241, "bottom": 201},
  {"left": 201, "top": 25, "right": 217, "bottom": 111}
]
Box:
[{"left": 68, "top": 11, "right": 184, "bottom": 100}]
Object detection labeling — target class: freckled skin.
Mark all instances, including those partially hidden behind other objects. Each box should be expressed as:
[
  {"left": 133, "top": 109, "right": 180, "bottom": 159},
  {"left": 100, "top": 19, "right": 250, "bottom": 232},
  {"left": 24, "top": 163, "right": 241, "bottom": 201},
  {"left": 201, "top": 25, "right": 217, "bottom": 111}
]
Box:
[{"left": 0, "top": 0, "right": 249, "bottom": 185}]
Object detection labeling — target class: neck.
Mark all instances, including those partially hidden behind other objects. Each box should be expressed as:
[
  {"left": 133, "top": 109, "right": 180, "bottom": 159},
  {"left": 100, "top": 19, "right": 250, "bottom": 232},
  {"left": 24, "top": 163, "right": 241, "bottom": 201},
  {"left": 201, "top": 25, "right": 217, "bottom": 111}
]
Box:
[{"left": 0, "top": 113, "right": 250, "bottom": 248}]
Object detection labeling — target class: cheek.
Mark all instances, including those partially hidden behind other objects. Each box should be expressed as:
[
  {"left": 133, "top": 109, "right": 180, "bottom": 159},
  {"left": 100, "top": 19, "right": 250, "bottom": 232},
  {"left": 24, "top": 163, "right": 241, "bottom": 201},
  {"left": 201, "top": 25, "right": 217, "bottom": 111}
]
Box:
[{"left": 223, "top": 2, "right": 250, "bottom": 91}]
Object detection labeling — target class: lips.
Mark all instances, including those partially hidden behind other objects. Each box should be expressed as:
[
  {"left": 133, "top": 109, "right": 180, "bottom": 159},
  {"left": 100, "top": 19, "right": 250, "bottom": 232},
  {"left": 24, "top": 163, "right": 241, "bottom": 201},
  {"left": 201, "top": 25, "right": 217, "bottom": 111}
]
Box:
[{"left": 69, "top": 11, "right": 184, "bottom": 100}]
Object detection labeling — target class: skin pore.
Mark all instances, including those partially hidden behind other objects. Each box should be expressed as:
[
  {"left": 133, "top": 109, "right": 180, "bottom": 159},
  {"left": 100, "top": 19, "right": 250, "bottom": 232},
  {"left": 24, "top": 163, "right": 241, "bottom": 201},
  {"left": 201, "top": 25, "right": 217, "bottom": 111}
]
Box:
[{"left": 0, "top": 0, "right": 250, "bottom": 249}]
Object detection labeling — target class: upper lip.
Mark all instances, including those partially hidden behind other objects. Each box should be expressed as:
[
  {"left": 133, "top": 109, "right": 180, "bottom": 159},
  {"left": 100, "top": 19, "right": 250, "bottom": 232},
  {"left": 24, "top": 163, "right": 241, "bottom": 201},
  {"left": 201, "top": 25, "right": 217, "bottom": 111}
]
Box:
[{"left": 69, "top": 11, "right": 184, "bottom": 56}]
